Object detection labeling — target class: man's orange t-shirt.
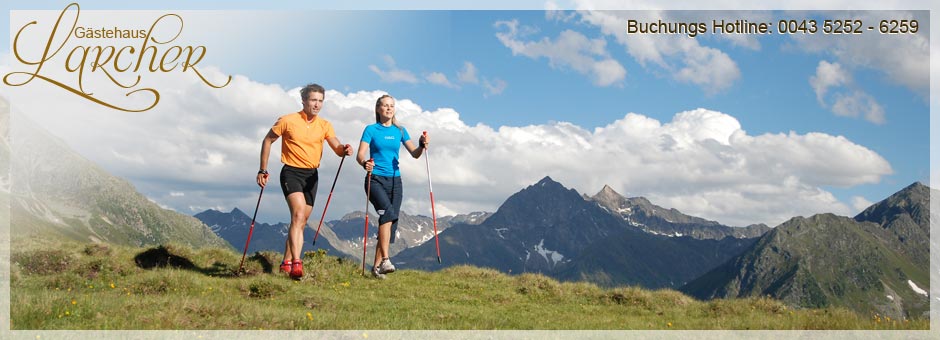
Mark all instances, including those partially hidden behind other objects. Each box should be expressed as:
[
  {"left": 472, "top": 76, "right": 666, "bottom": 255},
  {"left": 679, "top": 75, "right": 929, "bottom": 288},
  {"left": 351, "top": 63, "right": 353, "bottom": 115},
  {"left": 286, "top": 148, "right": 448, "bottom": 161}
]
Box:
[{"left": 271, "top": 111, "right": 336, "bottom": 169}]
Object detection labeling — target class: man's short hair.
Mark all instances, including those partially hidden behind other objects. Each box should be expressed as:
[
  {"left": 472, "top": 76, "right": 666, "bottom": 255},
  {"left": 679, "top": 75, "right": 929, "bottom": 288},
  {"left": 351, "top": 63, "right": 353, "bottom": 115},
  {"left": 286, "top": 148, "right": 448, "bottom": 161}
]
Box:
[{"left": 300, "top": 84, "right": 326, "bottom": 101}]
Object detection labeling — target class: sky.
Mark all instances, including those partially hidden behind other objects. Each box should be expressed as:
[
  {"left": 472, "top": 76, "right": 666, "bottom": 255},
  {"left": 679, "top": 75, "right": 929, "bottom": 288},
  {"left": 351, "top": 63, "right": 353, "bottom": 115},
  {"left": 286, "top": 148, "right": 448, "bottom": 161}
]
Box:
[{"left": 0, "top": 1, "right": 936, "bottom": 229}]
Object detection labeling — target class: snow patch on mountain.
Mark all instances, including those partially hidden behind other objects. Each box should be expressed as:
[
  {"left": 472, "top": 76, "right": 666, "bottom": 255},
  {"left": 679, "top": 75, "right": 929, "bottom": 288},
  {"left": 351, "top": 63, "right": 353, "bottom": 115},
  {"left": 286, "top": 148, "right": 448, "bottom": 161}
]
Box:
[
  {"left": 534, "top": 239, "right": 565, "bottom": 267},
  {"left": 617, "top": 207, "right": 633, "bottom": 215},
  {"left": 908, "top": 280, "right": 928, "bottom": 297}
]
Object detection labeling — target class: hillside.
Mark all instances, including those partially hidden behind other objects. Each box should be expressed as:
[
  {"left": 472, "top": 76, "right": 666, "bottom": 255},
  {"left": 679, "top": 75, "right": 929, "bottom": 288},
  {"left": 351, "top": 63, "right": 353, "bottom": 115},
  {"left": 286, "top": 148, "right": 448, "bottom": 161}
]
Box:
[
  {"left": 7, "top": 104, "right": 228, "bottom": 249},
  {"left": 1, "top": 97, "right": 10, "bottom": 242},
  {"left": 8, "top": 240, "right": 926, "bottom": 330},
  {"left": 681, "top": 183, "right": 931, "bottom": 320},
  {"left": 0, "top": 97, "right": 9, "bottom": 194},
  {"left": 854, "top": 182, "right": 929, "bottom": 268}
]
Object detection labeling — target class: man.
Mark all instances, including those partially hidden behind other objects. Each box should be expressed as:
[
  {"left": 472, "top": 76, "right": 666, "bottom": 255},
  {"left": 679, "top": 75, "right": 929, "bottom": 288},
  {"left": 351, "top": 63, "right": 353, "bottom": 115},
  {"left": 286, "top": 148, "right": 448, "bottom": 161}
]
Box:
[{"left": 257, "top": 83, "right": 352, "bottom": 280}]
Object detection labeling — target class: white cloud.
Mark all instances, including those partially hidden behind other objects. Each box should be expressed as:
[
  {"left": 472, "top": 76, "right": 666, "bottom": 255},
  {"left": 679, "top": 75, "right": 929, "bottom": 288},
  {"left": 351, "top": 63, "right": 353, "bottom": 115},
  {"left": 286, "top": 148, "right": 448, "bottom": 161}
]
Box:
[
  {"left": 369, "top": 55, "right": 420, "bottom": 84},
  {"left": 482, "top": 77, "right": 507, "bottom": 97},
  {"left": 425, "top": 72, "right": 458, "bottom": 89},
  {"left": 495, "top": 19, "right": 626, "bottom": 87},
  {"left": 6, "top": 64, "right": 893, "bottom": 228},
  {"left": 545, "top": 2, "right": 578, "bottom": 22},
  {"left": 789, "top": 11, "right": 928, "bottom": 97},
  {"left": 810, "top": 61, "right": 886, "bottom": 125},
  {"left": 831, "top": 91, "right": 886, "bottom": 125},
  {"left": 368, "top": 58, "right": 500, "bottom": 97},
  {"left": 571, "top": 10, "right": 740, "bottom": 94},
  {"left": 460, "top": 62, "right": 507, "bottom": 97},
  {"left": 457, "top": 62, "right": 479, "bottom": 84},
  {"left": 809, "top": 61, "right": 849, "bottom": 104},
  {"left": 851, "top": 195, "right": 873, "bottom": 213},
  {"left": 566, "top": 4, "right": 924, "bottom": 98},
  {"left": 0, "top": 52, "right": 10, "bottom": 79}
]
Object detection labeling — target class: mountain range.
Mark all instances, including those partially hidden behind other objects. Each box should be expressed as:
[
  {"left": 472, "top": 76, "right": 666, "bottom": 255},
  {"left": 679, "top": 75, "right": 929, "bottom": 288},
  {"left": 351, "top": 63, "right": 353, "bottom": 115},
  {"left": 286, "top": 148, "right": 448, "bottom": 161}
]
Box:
[
  {"left": 201, "top": 176, "right": 768, "bottom": 289},
  {"left": 681, "top": 182, "right": 930, "bottom": 320},
  {"left": 394, "top": 176, "right": 764, "bottom": 288},
  {"left": 5, "top": 99, "right": 228, "bottom": 249},
  {"left": 194, "top": 207, "right": 344, "bottom": 257},
  {"left": 195, "top": 207, "right": 490, "bottom": 260},
  {"left": 590, "top": 185, "right": 769, "bottom": 240}
]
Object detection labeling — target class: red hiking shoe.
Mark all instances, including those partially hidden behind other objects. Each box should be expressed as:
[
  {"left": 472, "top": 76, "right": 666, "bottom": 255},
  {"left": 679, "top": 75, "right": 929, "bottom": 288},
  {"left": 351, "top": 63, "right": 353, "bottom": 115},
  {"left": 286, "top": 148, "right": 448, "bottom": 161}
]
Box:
[
  {"left": 279, "top": 260, "right": 292, "bottom": 274},
  {"left": 289, "top": 260, "right": 303, "bottom": 279}
]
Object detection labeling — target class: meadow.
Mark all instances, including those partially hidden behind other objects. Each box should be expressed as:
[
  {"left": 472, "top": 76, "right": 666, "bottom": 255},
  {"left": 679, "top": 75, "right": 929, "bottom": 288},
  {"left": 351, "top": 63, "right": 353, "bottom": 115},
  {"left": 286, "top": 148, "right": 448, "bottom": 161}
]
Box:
[{"left": 9, "top": 239, "right": 928, "bottom": 330}]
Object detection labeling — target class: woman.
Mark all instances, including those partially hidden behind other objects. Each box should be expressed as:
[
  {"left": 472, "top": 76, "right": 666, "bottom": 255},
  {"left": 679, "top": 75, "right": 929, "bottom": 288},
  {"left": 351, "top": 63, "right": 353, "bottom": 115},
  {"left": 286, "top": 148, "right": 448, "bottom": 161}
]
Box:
[{"left": 357, "top": 94, "right": 428, "bottom": 279}]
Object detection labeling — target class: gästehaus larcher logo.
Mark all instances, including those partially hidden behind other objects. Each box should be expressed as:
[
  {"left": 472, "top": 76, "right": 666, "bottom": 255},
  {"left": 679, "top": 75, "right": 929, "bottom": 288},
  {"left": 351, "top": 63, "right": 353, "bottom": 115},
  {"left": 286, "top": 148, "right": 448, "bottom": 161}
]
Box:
[{"left": 3, "top": 3, "right": 232, "bottom": 112}]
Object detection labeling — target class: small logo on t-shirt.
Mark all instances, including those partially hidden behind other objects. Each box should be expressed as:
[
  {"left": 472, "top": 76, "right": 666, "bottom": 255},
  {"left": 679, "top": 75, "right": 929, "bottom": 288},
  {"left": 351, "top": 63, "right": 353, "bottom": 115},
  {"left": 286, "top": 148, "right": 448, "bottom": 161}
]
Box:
[{"left": 383, "top": 136, "right": 396, "bottom": 140}]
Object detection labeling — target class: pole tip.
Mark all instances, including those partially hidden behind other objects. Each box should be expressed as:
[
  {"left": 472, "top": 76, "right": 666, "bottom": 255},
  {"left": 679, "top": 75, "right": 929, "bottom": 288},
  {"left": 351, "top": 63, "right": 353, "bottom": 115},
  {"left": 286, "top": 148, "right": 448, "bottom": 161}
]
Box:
[{"left": 438, "top": 256, "right": 442, "bottom": 264}]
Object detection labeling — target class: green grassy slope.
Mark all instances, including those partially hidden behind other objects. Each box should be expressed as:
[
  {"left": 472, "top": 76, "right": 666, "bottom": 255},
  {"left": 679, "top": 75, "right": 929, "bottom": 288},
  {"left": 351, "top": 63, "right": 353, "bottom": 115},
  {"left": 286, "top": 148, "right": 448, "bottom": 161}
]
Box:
[{"left": 9, "top": 240, "right": 926, "bottom": 330}]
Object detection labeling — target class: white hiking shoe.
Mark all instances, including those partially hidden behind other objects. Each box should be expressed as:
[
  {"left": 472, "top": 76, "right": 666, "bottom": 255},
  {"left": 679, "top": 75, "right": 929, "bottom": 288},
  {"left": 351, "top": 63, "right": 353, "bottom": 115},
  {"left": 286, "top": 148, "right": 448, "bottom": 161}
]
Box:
[
  {"left": 378, "top": 258, "right": 396, "bottom": 274},
  {"left": 371, "top": 266, "right": 387, "bottom": 280}
]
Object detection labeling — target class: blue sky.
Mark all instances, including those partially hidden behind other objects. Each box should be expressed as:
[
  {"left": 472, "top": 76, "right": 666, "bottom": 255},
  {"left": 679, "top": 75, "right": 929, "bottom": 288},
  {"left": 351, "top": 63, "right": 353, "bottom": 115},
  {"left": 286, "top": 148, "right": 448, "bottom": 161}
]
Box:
[
  {"left": 1, "top": 1, "right": 934, "bottom": 228},
  {"left": 210, "top": 10, "right": 928, "bottom": 206}
]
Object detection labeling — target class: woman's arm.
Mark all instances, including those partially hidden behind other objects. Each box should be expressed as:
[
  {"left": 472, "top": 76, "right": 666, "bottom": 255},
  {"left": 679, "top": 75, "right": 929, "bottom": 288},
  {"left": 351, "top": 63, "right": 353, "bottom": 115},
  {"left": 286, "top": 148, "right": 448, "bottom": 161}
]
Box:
[
  {"left": 356, "top": 141, "right": 373, "bottom": 171},
  {"left": 405, "top": 132, "right": 428, "bottom": 159}
]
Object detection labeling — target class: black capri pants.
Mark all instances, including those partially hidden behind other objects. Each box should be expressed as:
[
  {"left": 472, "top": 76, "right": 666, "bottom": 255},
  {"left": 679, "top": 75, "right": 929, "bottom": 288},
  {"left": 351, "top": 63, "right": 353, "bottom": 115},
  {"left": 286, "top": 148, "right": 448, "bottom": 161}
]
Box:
[{"left": 365, "top": 174, "right": 403, "bottom": 243}]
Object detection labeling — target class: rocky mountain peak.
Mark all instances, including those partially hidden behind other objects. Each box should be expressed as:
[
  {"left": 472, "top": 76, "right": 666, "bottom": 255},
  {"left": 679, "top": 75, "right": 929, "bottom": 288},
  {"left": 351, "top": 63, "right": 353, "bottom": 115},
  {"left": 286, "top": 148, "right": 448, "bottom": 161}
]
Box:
[
  {"left": 340, "top": 211, "right": 370, "bottom": 221},
  {"left": 592, "top": 185, "right": 624, "bottom": 205},
  {"left": 230, "top": 207, "right": 248, "bottom": 219},
  {"left": 533, "top": 176, "right": 564, "bottom": 189},
  {"left": 625, "top": 196, "right": 654, "bottom": 209},
  {"left": 493, "top": 176, "right": 583, "bottom": 215},
  {"left": 855, "top": 181, "right": 929, "bottom": 227}
]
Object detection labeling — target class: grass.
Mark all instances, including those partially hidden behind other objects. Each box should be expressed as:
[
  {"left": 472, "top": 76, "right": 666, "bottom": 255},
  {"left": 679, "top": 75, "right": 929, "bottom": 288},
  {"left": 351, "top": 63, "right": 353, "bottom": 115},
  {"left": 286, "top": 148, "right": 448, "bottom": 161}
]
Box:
[{"left": 8, "top": 239, "right": 929, "bottom": 330}]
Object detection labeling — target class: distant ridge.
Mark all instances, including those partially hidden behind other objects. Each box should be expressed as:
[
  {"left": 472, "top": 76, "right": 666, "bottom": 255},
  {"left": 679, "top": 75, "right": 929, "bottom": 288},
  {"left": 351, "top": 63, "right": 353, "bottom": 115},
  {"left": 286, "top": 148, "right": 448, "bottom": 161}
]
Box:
[
  {"left": 8, "top": 100, "right": 228, "bottom": 249},
  {"left": 682, "top": 183, "right": 931, "bottom": 320},
  {"left": 588, "top": 184, "right": 769, "bottom": 240},
  {"left": 396, "top": 176, "right": 760, "bottom": 288},
  {"left": 196, "top": 208, "right": 489, "bottom": 259}
]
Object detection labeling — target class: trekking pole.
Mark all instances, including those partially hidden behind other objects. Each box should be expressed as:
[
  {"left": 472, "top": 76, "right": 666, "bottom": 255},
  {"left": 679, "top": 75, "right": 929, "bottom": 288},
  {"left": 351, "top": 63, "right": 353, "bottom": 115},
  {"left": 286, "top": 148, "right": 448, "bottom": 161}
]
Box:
[
  {"left": 312, "top": 145, "right": 350, "bottom": 246},
  {"left": 238, "top": 174, "right": 267, "bottom": 274},
  {"left": 422, "top": 131, "right": 442, "bottom": 264},
  {"left": 361, "top": 159, "right": 373, "bottom": 276}
]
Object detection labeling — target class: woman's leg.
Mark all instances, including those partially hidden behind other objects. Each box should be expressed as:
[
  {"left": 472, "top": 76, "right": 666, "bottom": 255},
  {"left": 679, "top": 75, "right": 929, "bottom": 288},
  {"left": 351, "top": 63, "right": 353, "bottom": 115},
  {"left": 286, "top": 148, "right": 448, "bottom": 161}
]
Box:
[
  {"left": 374, "top": 221, "right": 392, "bottom": 268},
  {"left": 366, "top": 175, "right": 398, "bottom": 272}
]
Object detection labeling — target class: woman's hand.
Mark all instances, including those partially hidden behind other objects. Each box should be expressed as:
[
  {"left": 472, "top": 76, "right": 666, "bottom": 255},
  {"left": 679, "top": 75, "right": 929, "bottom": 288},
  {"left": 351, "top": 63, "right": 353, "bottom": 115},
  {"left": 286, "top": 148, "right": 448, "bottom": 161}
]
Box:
[{"left": 420, "top": 131, "right": 430, "bottom": 147}]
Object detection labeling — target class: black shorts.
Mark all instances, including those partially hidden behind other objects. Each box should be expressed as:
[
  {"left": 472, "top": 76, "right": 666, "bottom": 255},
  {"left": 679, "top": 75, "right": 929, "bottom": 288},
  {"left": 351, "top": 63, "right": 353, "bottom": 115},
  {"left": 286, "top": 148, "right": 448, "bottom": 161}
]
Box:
[
  {"left": 281, "top": 165, "right": 318, "bottom": 206},
  {"left": 365, "top": 174, "right": 402, "bottom": 243}
]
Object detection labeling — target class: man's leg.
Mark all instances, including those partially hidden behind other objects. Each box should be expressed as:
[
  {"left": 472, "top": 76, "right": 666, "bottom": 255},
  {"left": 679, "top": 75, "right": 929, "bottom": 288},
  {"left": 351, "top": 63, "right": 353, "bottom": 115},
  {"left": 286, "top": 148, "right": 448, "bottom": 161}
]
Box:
[{"left": 285, "top": 192, "right": 312, "bottom": 261}]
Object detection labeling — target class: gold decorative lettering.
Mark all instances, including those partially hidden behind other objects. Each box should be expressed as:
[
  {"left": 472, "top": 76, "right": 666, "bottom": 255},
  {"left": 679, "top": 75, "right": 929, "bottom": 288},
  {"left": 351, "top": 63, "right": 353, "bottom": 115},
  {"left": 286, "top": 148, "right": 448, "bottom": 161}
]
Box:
[{"left": 3, "top": 2, "right": 231, "bottom": 112}]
